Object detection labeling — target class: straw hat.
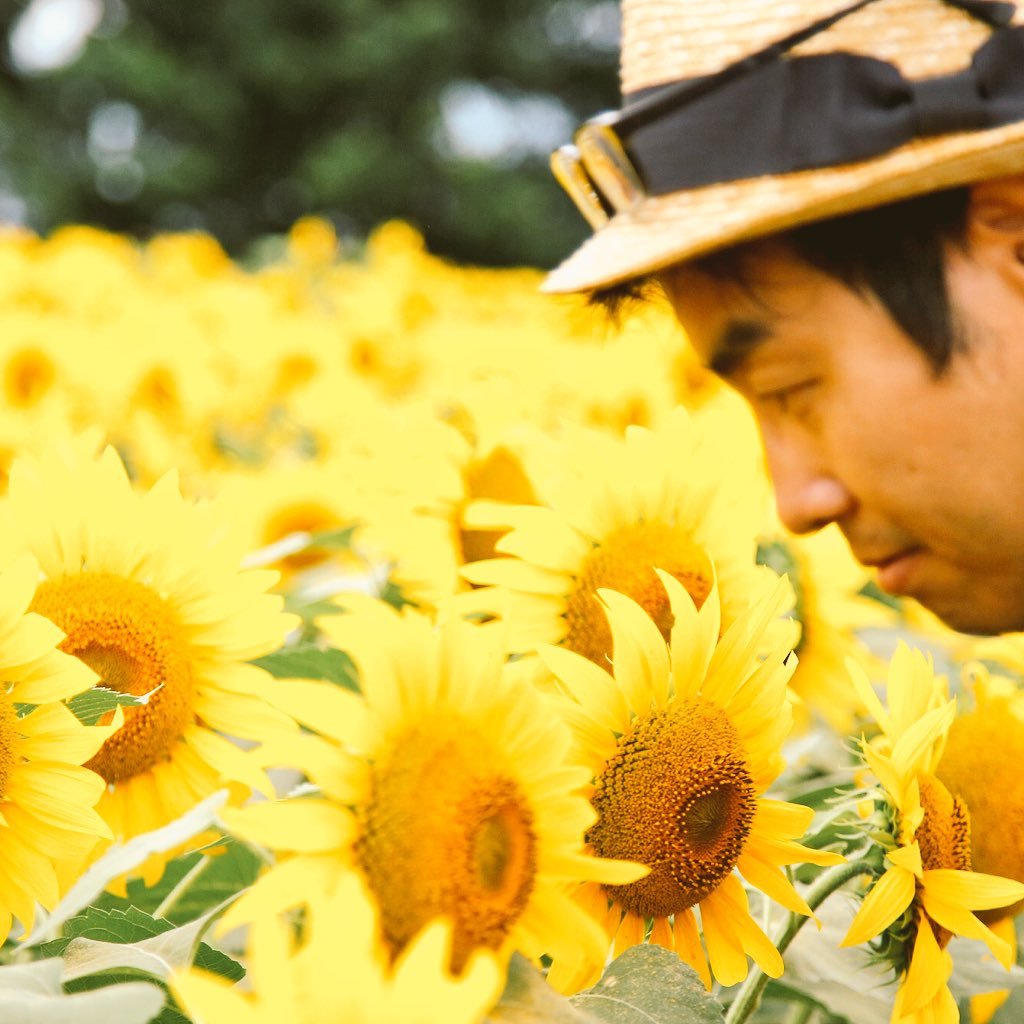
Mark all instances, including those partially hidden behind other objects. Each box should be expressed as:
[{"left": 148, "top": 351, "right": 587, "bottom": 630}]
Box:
[{"left": 543, "top": 0, "right": 1024, "bottom": 293}]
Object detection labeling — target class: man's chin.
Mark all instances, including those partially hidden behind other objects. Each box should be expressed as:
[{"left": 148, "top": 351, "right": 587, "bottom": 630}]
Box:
[{"left": 911, "top": 591, "right": 1021, "bottom": 637}]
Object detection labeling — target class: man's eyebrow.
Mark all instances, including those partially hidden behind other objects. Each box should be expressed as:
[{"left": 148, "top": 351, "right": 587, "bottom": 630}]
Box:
[{"left": 709, "top": 319, "right": 773, "bottom": 376}]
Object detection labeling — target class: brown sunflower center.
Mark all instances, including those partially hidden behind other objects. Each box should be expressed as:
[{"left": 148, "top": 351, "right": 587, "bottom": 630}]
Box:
[
  {"left": 564, "top": 522, "right": 714, "bottom": 667},
  {"left": 5, "top": 348, "right": 56, "bottom": 409},
  {"left": 917, "top": 774, "right": 972, "bottom": 874},
  {"left": 588, "top": 699, "right": 756, "bottom": 918},
  {"left": 30, "top": 573, "right": 195, "bottom": 784},
  {"left": 0, "top": 691, "right": 17, "bottom": 798},
  {"left": 356, "top": 719, "right": 538, "bottom": 973},
  {"left": 916, "top": 773, "right": 972, "bottom": 948}
]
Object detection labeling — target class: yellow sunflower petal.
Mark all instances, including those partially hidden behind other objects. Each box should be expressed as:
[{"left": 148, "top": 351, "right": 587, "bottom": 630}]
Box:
[
  {"left": 888, "top": 842, "right": 923, "bottom": 879},
  {"left": 662, "top": 570, "right": 718, "bottom": 702},
  {"left": 699, "top": 883, "right": 751, "bottom": 987},
  {"left": 613, "top": 909, "right": 646, "bottom": 958},
  {"left": 919, "top": 892, "right": 1016, "bottom": 969},
  {"left": 459, "top": 558, "right": 570, "bottom": 595},
  {"left": 596, "top": 587, "right": 670, "bottom": 710},
  {"left": 841, "top": 865, "right": 916, "bottom": 947},
  {"left": 673, "top": 908, "right": 712, "bottom": 990},
  {"left": 538, "top": 643, "right": 626, "bottom": 732},
  {"left": 736, "top": 852, "right": 814, "bottom": 918},
  {"left": 889, "top": 701, "right": 956, "bottom": 780},
  {"left": 703, "top": 576, "right": 791, "bottom": 709},
  {"left": 221, "top": 798, "right": 356, "bottom": 854},
  {"left": 393, "top": 918, "right": 505, "bottom": 1016},
  {"left": 650, "top": 916, "right": 673, "bottom": 950},
  {"left": 712, "top": 874, "right": 784, "bottom": 978},
  {"left": 897, "top": 919, "right": 953, "bottom": 1017},
  {"left": 259, "top": 677, "right": 370, "bottom": 747},
  {"left": 171, "top": 967, "right": 263, "bottom": 1024},
  {"left": 846, "top": 657, "right": 890, "bottom": 735},
  {"left": 922, "top": 869, "right": 1024, "bottom": 912}
]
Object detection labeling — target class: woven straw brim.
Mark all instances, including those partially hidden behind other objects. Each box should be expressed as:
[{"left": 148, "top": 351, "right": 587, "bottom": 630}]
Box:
[{"left": 543, "top": 121, "right": 1024, "bottom": 293}]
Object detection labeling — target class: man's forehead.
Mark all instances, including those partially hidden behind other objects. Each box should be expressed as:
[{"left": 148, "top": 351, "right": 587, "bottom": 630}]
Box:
[
  {"left": 662, "top": 265, "right": 775, "bottom": 372},
  {"left": 663, "top": 248, "right": 834, "bottom": 370}
]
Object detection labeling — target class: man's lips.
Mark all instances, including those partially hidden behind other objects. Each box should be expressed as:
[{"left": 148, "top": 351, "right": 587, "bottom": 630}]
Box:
[{"left": 860, "top": 547, "right": 925, "bottom": 595}]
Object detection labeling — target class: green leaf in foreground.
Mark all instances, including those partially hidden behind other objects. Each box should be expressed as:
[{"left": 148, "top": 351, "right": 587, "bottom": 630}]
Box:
[
  {"left": 572, "top": 945, "right": 726, "bottom": 1024},
  {"left": 37, "top": 904, "right": 243, "bottom": 984},
  {"left": 487, "top": 954, "right": 596, "bottom": 1023},
  {"left": 488, "top": 947, "right": 725, "bottom": 1024},
  {"left": 252, "top": 642, "right": 359, "bottom": 691},
  {"left": 307, "top": 525, "right": 359, "bottom": 550},
  {"left": 106, "top": 841, "right": 264, "bottom": 926},
  {"left": 67, "top": 686, "right": 157, "bottom": 726}
]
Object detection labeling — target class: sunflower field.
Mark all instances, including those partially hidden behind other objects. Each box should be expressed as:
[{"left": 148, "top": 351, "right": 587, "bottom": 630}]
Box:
[{"left": 0, "top": 216, "right": 1023, "bottom": 1024}]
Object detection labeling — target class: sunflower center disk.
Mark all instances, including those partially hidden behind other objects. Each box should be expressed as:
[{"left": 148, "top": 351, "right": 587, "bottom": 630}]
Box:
[
  {"left": 357, "top": 721, "right": 538, "bottom": 973},
  {"left": 588, "top": 700, "right": 756, "bottom": 918},
  {"left": 564, "top": 521, "right": 713, "bottom": 666},
  {"left": 916, "top": 773, "right": 972, "bottom": 949},
  {"left": 0, "top": 693, "right": 17, "bottom": 798},
  {"left": 31, "top": 573, "right": 195, "bottom": 784}
]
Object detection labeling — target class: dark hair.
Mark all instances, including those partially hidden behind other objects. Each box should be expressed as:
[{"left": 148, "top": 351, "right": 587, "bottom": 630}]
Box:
[
  {"left": 589, "top": 187, "right": 972, "bottom": 371},
  {"left": 585, "top": 276, "right": 665, "bottom": 323}
]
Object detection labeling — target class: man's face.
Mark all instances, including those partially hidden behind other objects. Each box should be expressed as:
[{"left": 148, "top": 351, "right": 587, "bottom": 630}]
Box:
[{"left": 666, "top": 233, "right": 1024, "bottom": 635}]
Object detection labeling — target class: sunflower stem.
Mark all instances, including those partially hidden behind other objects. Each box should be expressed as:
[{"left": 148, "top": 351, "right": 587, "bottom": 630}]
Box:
[
  {"left": 782, "top": 1000, "right": 818, "bottom": 1024},
  {"left": 722, "top": 859, "right": 871, "bottom": 1024},
  {"left": 154, "top": 854, "right": 214, "bottom": 921}
]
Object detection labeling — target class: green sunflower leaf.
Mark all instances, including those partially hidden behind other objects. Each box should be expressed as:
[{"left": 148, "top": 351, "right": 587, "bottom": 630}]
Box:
[
  {"left": 252, "top": 642, "right": 359, "bottom": 691},
  {"left": 36, "top": 904, "right": 244, "bottom": 985},
  {"left": 102, "top": 841, "right": 264, "bottom": 927},
  {"left": 487, "top": 948, "right": 726, "bottom": 1024},
  {"left": 283, "top": 594, "right": 345, "bottom": 620},
  {"left": 66, "top": 686, "right": 157, "bottom": 726},
  {"left": 307, "top": 525, "right": 359, "bottom": 550},
  {"left": 486, "top": 954, "right": 597, "bottom": 1022},
  {"left": 571, "top": 945, "right": 726, "bottom": 1024},
  {"left": 0, "top": 957, "right": 165, "bottom": 1023}
]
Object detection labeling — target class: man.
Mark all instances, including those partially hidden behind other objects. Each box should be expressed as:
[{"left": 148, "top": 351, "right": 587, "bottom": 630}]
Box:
[{"left": 544, "top": 0, "right": 1024, "bottom": 635}]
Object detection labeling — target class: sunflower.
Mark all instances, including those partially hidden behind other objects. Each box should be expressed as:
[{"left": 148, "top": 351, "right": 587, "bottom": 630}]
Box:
[
  {"left": 460, "top": 409, "right": 788, "bottom": 682},
  {"left": 759, "top": 523, "right": 886, "bottom": 734},
  {"left": 214, "top": 446, "right": 464, "bottom": 610},
  {"left": 936, "top": 663, "right": 1024, "bottom": 921},
  {"left": 171, "top": 868, "right": 502, "bottom": 1024},
  {"left": 0, "top": 436, "right": 300, "bottom": 872},
  {"left": 219, "top": 596, "right": 645, "bottom": 980},
  {"left": 840, "top": 645, "right": 1024, "bottom": 1024},
  {"left": 0, "top": 553, "right": 116, "bottom": 941},
  {"left": 541, "top": 570, "right": 842, "bottom": 991}
]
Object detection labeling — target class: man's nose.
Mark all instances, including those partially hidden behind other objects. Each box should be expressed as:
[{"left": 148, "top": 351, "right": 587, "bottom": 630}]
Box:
[{"left": 765, "top": 436, "right": 855, "bottom": 535}]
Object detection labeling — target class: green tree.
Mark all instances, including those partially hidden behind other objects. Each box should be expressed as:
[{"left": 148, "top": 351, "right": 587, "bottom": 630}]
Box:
[{"left": 0, "top": 0, "right": 619, "bottom": 268}]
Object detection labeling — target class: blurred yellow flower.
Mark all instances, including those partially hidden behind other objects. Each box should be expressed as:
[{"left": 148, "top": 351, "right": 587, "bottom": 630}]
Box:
[
  {"left": 172, "top": 869, "right": 502, "bottom": 1024},
  {"left": 461, "top": 409, "right": 786, "bottom": 682},
  {"left": 937, "top": 663, "right": 1024, "bottom": 922},
  {"left": 841, "top": 646, "right": 1024, "bottom": 1024},
  {"left": 0, "top": 554, "right": 115, "bottom": 940},
  {"left": 221, "top": 598, "right": 644, "bottom": 979},
  {"left": 0, "top": 436, "right": 299, "bottom": 877}
]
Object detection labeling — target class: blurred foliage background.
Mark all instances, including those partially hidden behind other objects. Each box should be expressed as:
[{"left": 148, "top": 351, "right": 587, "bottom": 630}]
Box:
[{"left": 0, "top": 0, "right": 620, "bottom": 269}]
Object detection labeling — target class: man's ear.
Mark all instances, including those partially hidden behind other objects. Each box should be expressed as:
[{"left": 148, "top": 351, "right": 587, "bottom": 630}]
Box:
[{"left": 966, "top": 174, "right": 1024, "bottom": 282}]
